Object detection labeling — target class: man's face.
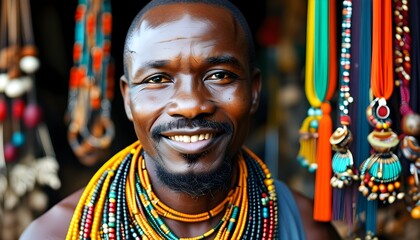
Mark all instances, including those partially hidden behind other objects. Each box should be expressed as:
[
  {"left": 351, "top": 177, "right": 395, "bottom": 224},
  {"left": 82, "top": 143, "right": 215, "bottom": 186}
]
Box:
[{"left": 122, "top": 3, "right": 260, "bottom": 176}]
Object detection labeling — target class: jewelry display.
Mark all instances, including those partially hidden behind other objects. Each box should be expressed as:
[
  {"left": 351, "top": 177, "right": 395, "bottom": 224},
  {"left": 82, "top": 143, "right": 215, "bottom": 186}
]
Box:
[{"left": 0, "top": 0, "right": 60, "bottom": 238}]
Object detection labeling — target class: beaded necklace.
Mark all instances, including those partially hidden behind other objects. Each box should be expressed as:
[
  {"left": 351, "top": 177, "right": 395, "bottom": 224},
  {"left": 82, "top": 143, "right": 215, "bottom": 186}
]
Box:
[
  {"left": 66, "top": 141, "right": 279, "bottom": 240},
  {"left": 330, "top": 0, "right": 357, "bottom": 189}
]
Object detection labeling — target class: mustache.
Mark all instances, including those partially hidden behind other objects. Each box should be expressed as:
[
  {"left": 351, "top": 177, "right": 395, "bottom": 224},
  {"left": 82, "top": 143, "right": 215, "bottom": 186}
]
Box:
[{"left": 151, "top": 118, "right": 232, "bottom": 139}]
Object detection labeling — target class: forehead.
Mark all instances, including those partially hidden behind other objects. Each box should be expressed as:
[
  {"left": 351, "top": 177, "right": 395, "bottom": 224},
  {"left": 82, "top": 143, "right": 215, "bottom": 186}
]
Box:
[{"left": 125, "top": 3, "right": 249, "bottom": 75}]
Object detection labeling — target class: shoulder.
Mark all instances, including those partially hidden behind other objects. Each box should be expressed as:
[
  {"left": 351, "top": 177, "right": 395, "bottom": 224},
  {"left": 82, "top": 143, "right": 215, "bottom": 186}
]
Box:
[
  {"left": 20, "top": 188, "right": 84, "bottom": 240},
  {"left": 291, "top": 189, "right": 342, "bottom": 240}
]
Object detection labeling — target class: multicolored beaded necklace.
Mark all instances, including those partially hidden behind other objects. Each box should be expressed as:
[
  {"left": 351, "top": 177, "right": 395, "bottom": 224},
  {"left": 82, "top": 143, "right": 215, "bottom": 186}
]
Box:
[{"left": 66, "top": 141, "right": 279, "bottom": 240}]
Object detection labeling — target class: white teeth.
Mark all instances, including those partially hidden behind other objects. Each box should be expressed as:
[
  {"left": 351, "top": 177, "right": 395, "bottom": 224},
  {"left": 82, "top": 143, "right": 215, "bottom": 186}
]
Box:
[
  {"left": 190, "top": 135, "right": 198, "bottom": 143},
  {"left": 169, "top": 133, "right": 213, "bottom": 143},
  {"left": 198, "top": 134, "right": 204, "bottom": 140}
]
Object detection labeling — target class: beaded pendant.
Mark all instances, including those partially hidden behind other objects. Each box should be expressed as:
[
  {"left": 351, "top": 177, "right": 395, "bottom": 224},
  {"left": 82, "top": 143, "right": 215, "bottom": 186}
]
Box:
[{"left": 358, "top": 98, "right": 404, "bottom": 204}]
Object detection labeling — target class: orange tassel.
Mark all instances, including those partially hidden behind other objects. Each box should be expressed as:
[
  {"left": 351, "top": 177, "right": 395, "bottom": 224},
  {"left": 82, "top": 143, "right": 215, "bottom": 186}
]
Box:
[{"left": 314, "top": 103, "right": 333, "bottom": 221}]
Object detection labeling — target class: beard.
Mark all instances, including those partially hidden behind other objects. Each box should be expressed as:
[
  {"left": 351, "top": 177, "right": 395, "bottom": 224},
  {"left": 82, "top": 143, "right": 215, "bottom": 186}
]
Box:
[{"left": 153, "top": 153, "right": 234, "bottom": 198}]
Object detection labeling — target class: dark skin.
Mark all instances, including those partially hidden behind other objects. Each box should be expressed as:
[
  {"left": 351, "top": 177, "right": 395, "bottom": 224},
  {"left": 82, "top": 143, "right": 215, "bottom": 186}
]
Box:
[{"left": 21, "top": 3, "right": 341, "bottom": 240}]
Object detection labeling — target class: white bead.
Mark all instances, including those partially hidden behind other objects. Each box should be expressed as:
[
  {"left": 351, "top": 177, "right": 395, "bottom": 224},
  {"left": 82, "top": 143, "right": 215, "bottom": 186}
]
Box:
[
  {"left": 5, "top": 78, "right": 27, "bottom": 98},
  {"left": 397, "top": 192, "right": 405, "bottom": 199},
  {"left": 0, "top": 73, "right": 10, "bottom": 92},
  {"left": 20, "top": 76, "right": 33, "bottom": 92},
  {"left": 19, "top": 56, "right": 40, "bottom": 74}
]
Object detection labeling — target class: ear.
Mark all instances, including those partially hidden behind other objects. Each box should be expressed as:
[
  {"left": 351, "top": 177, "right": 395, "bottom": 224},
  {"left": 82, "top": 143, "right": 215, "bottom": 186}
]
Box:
[
  {"left": 250, "top": 68, "right": 262, "bottom": 114},
  {"left": 120, "top": 75, "right": 133, "bottom": 121}
]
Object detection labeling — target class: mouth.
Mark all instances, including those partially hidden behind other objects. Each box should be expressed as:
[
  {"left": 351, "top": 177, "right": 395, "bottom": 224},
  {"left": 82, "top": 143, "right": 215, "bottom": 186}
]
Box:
[
  {"left": 167, "top": 133, "right": 214, "bottom": 143},
  {"left": 161, "top": 130, "right": 223, "bottom": 155}
]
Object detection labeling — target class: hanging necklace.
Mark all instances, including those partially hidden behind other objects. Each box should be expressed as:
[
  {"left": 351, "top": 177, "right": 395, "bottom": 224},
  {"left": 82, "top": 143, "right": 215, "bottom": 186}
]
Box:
[
  {"left": 359, "top": 0, "right": 404, "bottom": 204},
  {"left": 358, "top": 0, "right": 405, "bottom": 238},
  {"left": 66, "top": 142, "right": 279, "bottom": 240},
  {"left": 329, "top": 0, "right": 358, "bottom": 189},
  {"left": 66, "top": 0, "right": 115, "bottom": 166}
]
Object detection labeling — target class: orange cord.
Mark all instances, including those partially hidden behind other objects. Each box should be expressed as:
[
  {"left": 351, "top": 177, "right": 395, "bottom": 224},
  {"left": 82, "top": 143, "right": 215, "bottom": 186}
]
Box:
[{"left": 371, "top": 0, "right": 394, "bottom": 100}]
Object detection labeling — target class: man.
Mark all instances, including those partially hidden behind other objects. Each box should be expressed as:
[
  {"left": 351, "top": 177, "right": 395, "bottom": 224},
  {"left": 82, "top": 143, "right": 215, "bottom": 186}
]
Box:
[{"left": 21, "top": 0, "right": 340, "bottom": 239}]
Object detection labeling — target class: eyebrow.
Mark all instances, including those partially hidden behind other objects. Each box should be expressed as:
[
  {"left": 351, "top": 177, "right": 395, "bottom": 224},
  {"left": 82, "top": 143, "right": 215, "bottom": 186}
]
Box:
[
  {"left": 142, "top": 59, "right": 170, "bottom": 69},
  {"left": 205, "top": 55, "right": 243, "bottom": 70}
]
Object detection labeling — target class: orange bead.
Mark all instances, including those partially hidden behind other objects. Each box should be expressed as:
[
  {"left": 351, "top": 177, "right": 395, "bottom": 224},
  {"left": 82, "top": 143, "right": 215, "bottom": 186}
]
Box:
[
  {"left": 87, "top": 14, "right": 95, "bottom": 35},
  {"left": 102, "top": 13, "right": 112, "bottom": 35},
  {"left": 379, "top": 184, "right": 386, "bottom": 193},
  {"left": 75, "top": 5, "right": 85, "bottom": 21},
  {"left": 371, "top": 185, "right": 378, "bottom": 193},
  {"left": 408, "top": 175, "right": 415, "bottom": 186},
  {"left": 73, "top": 43, "right": 82, "bottom": 62},
  {"left": 387, "top": 183, "right": 394, "bottom": 192}
]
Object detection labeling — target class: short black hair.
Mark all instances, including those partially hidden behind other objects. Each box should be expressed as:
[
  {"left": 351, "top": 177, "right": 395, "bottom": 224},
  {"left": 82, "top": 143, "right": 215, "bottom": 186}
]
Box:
[{"left": 123, "top": 0, "right": 256, "bottom": 80}]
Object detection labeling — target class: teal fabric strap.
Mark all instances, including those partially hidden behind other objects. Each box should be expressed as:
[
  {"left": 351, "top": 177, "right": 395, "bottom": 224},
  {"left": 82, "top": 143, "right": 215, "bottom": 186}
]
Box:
[
  {"left": 314, "top": 0, "right": 329, "bottom": 101},
  {"left": 275, "top": 180, "right": 306, "bottom": 240}
]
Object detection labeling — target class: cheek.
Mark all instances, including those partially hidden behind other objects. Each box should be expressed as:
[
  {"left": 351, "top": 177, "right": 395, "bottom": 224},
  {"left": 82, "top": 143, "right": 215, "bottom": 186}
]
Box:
[
  {"left": 218, "top": 87, "right": 252, "bottom": 120},
  {"left": 216, "top": 87, "right": 253, "bottom": 140},
  {"left": 129, "top": 90, "right": 168, "bottom": 143}
]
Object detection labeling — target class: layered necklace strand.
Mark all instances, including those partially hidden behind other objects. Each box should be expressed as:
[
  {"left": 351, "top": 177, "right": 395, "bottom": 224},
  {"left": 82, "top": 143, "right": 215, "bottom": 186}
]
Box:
[{"left": 66, "top": 142, "right": 279, "bottom": 240}]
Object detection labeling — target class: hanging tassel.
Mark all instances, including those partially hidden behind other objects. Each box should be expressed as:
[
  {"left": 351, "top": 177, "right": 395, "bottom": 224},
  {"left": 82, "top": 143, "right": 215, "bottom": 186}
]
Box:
[
  {"left": 313, "top": 103, "right": 333, "bottom": 221},
  {"left": 297, "top": 108, "right": 321, "bottom": 172}
]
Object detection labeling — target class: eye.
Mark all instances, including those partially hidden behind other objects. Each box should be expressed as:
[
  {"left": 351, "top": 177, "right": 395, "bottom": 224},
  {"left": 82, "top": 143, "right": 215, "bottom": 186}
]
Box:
[
  {"left": 206, "top": 71, "right": 238, "bottom": 82},
  {"left": 144, "top": 74, "right": 172, "bottom": 84}
]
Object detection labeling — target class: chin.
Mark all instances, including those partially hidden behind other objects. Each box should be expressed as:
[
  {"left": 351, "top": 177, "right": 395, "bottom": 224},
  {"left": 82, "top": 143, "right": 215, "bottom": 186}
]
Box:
[{"left": 155, "top": 154, "right": 233, "bottom": 197}]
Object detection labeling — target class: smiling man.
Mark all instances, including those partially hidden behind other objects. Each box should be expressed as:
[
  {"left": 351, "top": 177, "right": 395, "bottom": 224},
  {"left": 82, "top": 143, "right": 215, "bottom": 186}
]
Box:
[{"left": 21, "top": 0, "right": 340, "bottom": 239}]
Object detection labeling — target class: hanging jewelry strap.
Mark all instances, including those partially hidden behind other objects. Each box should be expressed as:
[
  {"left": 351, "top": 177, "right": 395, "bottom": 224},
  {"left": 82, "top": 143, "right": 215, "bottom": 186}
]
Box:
[
  {"left": 358, "top": 0, "right": 404, "bottom": 238},
  {"left": 67, "top": 0, "right": 115, "bottom": 166}
]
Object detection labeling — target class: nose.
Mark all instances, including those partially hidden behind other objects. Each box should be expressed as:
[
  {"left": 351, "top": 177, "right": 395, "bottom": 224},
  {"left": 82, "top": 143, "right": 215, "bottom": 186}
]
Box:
[{"left": 167, "top": 79, "right": 216, "bottom": 119}]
